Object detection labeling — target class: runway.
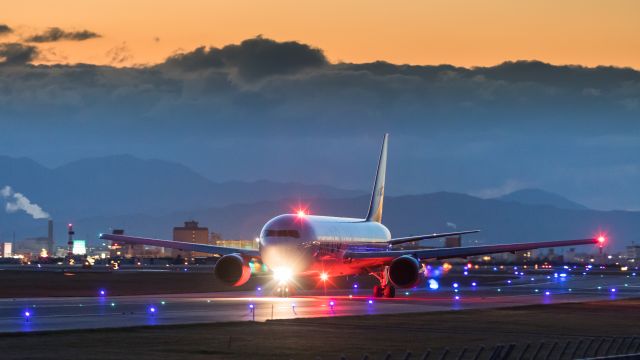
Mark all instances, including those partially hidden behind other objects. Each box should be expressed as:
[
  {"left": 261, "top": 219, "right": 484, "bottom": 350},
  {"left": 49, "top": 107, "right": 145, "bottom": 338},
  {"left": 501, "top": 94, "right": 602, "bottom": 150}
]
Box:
[{"left": 1, "top": 272, "right": 638, "bottom": 333}]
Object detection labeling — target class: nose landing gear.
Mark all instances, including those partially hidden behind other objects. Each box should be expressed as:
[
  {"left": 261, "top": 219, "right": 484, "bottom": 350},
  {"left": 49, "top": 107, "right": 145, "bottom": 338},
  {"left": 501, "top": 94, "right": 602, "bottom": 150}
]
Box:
[{"left": 370, "top": 266, "right": 396, "bottom": 298}]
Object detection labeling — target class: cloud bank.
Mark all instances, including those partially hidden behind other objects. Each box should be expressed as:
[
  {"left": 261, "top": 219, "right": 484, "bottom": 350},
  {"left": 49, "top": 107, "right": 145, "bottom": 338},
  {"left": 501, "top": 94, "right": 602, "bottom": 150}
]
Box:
[
  {"left": 25, "top": 27, "right": 100, "bottom": 43},
  {"left": 0, "top": 42, "right": 38, "bottom": 65},
  {"left": 0, "top": 36, "right": 638, "bottom": 210},
  {"left": 0, "top": 24, "right": 12, "bottom": 35},
  {"left": 161, "top": 36, "right": 328, "bottom": 80}
]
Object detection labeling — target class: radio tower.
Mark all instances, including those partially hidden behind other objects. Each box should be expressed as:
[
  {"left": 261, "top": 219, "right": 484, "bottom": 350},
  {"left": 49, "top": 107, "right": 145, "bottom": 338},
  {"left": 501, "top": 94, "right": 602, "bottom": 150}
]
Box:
[{"left": 67, "top": 223, "right": 75, "bottom": 262}]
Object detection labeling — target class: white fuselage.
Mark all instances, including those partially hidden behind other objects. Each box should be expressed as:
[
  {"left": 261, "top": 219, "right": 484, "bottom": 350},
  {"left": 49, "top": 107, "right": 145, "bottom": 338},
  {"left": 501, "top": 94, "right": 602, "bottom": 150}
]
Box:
[{"left": 259, "top": 213, "right": 392, "bottom": 276}]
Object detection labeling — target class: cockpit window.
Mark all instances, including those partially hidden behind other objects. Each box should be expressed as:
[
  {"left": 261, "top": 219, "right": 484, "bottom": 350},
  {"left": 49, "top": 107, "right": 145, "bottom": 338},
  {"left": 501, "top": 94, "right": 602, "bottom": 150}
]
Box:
[{"left": 265, "top": 229, "right": 300, "bottom": 238}]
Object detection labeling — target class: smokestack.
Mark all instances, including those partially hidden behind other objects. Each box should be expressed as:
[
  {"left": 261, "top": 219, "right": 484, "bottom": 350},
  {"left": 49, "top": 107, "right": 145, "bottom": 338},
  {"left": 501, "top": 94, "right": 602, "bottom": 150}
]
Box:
[{"left": 47, "top": 219, "right": 54, "bottom": 257}]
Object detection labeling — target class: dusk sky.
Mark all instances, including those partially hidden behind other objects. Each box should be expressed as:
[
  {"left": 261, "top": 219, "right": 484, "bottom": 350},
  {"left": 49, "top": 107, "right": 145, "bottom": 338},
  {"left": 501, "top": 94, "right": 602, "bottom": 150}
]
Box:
[
  {"left": 2, "top": 0, "right": 639, "bottom": 68},
  {"left": 1, "top": 1, "right": 639, "bottom": 212}
]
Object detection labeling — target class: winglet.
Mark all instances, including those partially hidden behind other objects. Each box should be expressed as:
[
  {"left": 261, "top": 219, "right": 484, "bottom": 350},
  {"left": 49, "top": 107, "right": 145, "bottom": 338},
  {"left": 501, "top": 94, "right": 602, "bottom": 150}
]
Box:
[{"left": 365, "top": 134, "right": 388, "bottom": 222}]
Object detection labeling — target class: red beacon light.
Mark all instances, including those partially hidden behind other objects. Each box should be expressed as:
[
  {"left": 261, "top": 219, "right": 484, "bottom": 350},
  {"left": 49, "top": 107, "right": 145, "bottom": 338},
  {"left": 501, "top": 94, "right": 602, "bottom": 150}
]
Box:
[
  {"left": 597, "top": 235, "right": 606, "bottom": 245},
  {"left": 297, "top": 210, "right": 306, "bottom": 217}
]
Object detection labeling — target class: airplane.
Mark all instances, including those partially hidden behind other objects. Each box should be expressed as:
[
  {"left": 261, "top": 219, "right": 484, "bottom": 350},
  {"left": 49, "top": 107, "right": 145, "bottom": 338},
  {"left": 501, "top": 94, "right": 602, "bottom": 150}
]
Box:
[{"left": 100, "top": 134, "right": 605, "bottom": 298}]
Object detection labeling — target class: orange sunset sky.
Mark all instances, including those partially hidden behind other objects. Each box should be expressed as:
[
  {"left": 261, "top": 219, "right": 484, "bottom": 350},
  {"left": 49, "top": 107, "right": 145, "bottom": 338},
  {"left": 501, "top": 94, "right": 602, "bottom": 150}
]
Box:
[{"left": 2, "top": 0, "right": 639, "bottom": 68}]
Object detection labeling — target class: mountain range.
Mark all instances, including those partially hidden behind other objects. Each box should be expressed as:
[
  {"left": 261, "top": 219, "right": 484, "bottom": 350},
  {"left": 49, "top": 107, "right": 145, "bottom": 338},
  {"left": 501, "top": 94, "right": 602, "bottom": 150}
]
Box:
[
  {"left": 0, "top": 155, "right": 637, "bottom": 251},
  {"left": 0, "top": 154, "right": 360, "bottom": 222},
  {"left": 495, "top": 188, "right": 588, "bottom": 211}
]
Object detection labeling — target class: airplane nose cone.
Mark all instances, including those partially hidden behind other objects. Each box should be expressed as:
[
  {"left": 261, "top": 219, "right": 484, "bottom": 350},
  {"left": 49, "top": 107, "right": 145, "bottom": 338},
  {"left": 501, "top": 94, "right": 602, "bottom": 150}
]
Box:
[
  {"left": 260, "top": 214, "right": 313, "bottom": 274},
  {"left": 260, "top": 242, "right": 312, "bottom": 274}
]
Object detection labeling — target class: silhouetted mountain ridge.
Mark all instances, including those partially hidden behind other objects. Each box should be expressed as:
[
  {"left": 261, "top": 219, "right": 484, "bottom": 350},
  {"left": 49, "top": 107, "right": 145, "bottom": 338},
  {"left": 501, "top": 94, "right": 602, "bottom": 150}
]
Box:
[
  {"left": 495, "top": 188, "right": 588, "bottom": 210},
  {"left": 0, "top": 155, "right": 363, "bottom": 234}
]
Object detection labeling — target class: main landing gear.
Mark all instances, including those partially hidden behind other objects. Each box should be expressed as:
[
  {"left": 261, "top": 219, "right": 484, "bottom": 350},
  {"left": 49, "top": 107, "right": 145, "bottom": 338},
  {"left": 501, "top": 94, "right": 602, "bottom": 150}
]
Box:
[{"left": 370, "top": 266, "right": 396, "bottom": 298}]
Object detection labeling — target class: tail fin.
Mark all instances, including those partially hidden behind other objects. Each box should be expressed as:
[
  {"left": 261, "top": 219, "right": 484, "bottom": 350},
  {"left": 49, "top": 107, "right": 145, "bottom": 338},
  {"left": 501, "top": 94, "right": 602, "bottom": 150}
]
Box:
[{"left": 365, "top": 134, "right": 388, "bottom": 223}]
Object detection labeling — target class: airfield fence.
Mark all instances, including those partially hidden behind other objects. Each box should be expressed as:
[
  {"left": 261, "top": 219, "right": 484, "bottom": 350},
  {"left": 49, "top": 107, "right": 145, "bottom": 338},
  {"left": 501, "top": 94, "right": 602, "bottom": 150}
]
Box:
[{"left": 331, "top": 336, "right": 640, "bottom": 360}]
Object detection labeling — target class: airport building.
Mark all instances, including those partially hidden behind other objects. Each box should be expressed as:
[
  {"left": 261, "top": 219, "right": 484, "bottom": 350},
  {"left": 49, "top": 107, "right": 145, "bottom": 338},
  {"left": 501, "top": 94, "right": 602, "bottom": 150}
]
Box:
[{"left": 172, "top": 220, "right": 210, "bottom": 258}]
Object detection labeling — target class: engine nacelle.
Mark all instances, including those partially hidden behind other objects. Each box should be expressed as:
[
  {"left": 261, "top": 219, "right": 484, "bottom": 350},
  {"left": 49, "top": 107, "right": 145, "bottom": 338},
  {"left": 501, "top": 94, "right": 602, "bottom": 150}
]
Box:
[
  {"left": 214, "top": 254, "right": 251, "bottom": 286},
  {"left": 388, "top": 255, "right": 421, "bottom": 288}
]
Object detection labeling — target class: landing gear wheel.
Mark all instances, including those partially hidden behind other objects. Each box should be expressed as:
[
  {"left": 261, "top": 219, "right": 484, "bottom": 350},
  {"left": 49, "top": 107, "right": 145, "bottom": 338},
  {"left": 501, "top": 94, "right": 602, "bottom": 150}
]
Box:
[
  {"left": 373, "top": 285, "right": 383, "bottom": 297},
  {"left": 383, "top": 285, "right": 396, "bottom": 298}
]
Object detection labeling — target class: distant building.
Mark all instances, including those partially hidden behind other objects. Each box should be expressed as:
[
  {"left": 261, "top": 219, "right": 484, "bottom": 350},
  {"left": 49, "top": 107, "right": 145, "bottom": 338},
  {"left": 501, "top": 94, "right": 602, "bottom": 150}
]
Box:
[
  {"left": 627, "top": 244, "right": 640, "bottom": 262},
  {"left": 17, "top": 237, "right": 50, "bottom": 257},
  {"left": 444, "top": 236, "right": 461, "bottom": 248},
  {"left": 214, "top": 239, "right": 258, "bottom": 250},
  {"left": 72, "top": 240, "right": 87, "bottom": 255},
  {"left": 108, "top": 229, "right": 149, "bottom": 258},
  {"left": 173, "top": 221, "right": 210, "bottom": 258},
  {"left": 2, "top": 242, "right": 12, "bottom": 257}
]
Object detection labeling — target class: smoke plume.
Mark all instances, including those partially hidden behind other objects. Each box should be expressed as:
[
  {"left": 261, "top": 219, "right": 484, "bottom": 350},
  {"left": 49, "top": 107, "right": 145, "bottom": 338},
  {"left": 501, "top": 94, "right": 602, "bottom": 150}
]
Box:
[{"left": 0, "top": 185, "right": 50, "bottom": 219}]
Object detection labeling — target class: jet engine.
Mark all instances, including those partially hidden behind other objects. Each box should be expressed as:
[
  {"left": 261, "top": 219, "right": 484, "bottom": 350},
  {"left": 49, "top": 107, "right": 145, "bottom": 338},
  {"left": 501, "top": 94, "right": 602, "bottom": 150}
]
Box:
[
  {"left": 214, "top": 254, "right": 251, "bottom": 286},
  {"left": 388, "top": 255, "right": 421, "bottom": 288}
]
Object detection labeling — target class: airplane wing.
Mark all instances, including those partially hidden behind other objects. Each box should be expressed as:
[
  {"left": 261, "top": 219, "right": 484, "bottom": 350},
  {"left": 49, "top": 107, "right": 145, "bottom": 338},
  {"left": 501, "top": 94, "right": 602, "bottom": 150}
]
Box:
[
  {"left": 100, "top": 233, "right": 261, "bottom": 258},
  {"left": 345, "top": 237, "right": 600, "bottom": 261},
  {"left": 387, "top": 230, "right": 480, "bottom": 246}
]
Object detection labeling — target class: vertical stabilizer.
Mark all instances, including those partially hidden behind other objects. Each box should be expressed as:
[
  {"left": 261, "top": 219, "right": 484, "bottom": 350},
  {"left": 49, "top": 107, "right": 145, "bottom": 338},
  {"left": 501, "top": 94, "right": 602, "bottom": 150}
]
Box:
[{"left": 365, "top": 134, "right": 388, "bottom": 222}]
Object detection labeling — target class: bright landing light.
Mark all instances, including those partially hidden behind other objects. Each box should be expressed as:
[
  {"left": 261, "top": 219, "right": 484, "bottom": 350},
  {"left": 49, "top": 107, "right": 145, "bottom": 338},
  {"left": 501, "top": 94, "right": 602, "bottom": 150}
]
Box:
[
  {"left": 320, "top": 272, "right": 329, "bottom": 281},
  {"left": 273, "top": 267, "right": 293, "bottom": 283}
]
